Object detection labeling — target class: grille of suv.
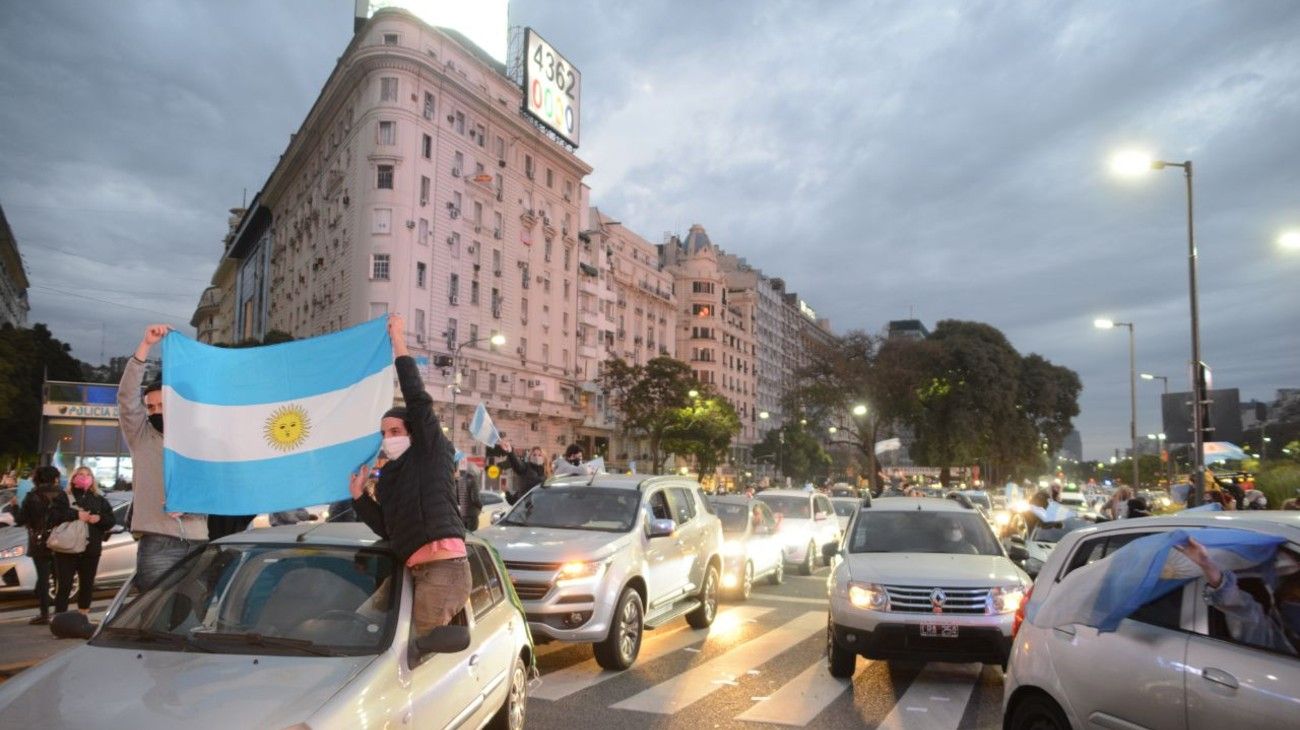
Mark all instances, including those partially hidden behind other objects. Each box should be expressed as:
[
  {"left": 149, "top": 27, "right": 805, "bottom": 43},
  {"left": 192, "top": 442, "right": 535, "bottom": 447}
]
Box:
[
  {"left": 883, "top": 585, "right": 990, "bottom": 614},
  {"left": 511, "top": 580, "right": 552, "bottom": 601},
  {"left": 504, "top": 560, "right": 564, "bottom": 572}
]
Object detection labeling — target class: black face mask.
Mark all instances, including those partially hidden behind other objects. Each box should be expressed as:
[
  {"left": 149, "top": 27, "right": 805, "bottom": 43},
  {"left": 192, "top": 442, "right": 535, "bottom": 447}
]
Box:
[
  {"left": 567, "top": 455, "right": 582, "bottom": 466},
  {"left": 148, "top": 414, "right": 164, "bottom": 433}
]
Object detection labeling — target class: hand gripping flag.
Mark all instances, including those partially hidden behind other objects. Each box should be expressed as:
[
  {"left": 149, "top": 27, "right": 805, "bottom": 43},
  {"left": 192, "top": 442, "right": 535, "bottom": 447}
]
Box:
[
  {"left": 161, "top": 318, "right": 394, "bottom": 514},
  {"left": 469, "top": 402, "right": 500, "bottom": 448}
]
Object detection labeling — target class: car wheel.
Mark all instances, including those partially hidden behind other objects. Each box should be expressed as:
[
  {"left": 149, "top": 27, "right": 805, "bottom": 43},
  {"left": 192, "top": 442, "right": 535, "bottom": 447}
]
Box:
[
  {"left": 826, "top": 620, "right": 856, "bottom": 678},
  {"left": 686, "top": 564, "right": 719, "bottom": 629},
  {"left": 1008, "top": 693, "right": 1070, "bottom": 730},
  {"left": 738, "top": 561, "right": 753, "bottom": 601},
  {"left": 800, "top": 541, "right": 816, "bottom": 576},
  {"left": 767, "top": 559, "right": 784, "bottom": 585},
  {"left": 487, "top": 654, "right": 528, "bottom": 730},
  {"left": 593, "top": 588, "right": 642, "bottom": 670}
]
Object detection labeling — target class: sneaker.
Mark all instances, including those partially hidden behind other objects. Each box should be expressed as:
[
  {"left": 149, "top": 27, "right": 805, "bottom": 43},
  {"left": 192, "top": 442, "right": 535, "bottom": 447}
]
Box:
[{"left": 28, "top": 614, "right": 49, "bottom": 626}]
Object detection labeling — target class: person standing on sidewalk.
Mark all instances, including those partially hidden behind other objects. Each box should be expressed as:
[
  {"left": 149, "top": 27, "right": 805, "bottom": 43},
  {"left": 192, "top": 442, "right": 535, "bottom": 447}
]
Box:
[
  {"left": 118, "top": 324, "right": 208, "bottom": 589},
  {"left": 50, "top": 466, "right": 115, "bottom": 614},
  {"left": 350, "top": 314, "right": 471, "bottom": 635},
  {"left": 16, "top": 466, "right": 67, "bottom": 624}
]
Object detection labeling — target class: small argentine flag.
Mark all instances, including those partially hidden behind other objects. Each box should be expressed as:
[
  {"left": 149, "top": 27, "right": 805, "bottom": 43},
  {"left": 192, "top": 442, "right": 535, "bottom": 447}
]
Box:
[
  {"left": 162, "top": 318, "right": 394, "bottom": 515},
  {"left": 469, "top": 402, "right": 500, "bottom": 448}
]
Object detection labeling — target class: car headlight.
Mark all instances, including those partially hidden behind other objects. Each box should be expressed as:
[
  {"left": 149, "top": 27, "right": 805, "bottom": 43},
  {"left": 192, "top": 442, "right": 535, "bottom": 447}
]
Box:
[
  {"left": 0, "top": 545, "right": 24, "bottom": 559},
  {"left": 990, "top": 584, "right": 1026, "bottom": 614},
  {"left": 722, "top": 540, "right": 746, "bottom": 557},
  {"left": 993, "top": 512, "right": 1011, "bottom": 527},
  {"left": 847, "top": 582, "right": 889, "bottom": 611},
  {"left": 556, "top": 560, "right": 606, "bottom": 582}
]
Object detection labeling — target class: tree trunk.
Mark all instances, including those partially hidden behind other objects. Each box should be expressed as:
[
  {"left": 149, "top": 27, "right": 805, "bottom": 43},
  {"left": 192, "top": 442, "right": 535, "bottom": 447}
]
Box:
[{"left": 649, "top": 433, "right": 663, "bottom": 474}]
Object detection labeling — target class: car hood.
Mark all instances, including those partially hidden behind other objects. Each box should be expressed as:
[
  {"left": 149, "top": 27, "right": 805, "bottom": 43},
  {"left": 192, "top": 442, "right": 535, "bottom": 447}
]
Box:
[
  {"left": 844, "top": 553, "right": 1027, "bottom": 587},
  {"left": 0, "top": 645, "right": 374, "bottom": 729},
  {"left": 0, "top": 525, "right": 27, "bottom": 551},
  {"left": 480, "top": 525, "right": 628, "bottom": 562}
]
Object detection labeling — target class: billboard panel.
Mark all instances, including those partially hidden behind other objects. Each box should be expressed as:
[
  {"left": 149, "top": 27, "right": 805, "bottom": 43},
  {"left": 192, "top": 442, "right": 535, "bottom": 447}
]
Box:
[
  {"left": 523, "top": 28, "right": 581, "bottom": 146},
  {"left": 356, "top": 0, "right": 508, "bottom": 63},
  {"left": 1161, "top": 388, "right": 1243, "bottom": 445}
]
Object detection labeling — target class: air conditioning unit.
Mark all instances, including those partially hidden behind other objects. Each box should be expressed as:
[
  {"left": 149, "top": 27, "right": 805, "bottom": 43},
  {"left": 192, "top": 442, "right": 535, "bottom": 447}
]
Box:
[
  {"left": 493, "top": 229, "right": 502, "bottom": 239},
  {"left": 405, "top": 220, "right": 415, "bottom": 229},
  {"left": 498, "top": 159, "right": 506, "bottom": 168},
  {"left": 446, "top": 236, "right": 456, "bottom": 245},
  {"left": 451, "top": 168, "right": 461, "bottom": 178},
  {"left": 473, "top": 263, "right": 481, "bottom": 272},
  {"left": 415, "top": 333, "right": 425, "bottom": 344},
  {"left": 466, "top": 244, "right": 475, "bottom": 253},
  {"left": 474, "top": 225, "right": 482, "bottom": 233},
  {"left": 449, "top": 295, "right": 458, "bottom": 305},
  {"left": 449, "top": 208, "right": 460, "bottom": 219},
  {"left": 527, "top": 379, "right": 540, "bottom": 388}
]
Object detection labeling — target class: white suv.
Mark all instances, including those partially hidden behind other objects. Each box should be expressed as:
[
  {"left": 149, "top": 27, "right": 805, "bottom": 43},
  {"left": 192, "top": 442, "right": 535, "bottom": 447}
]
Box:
[
  {"left": 1003, "top": 512, "right": 1300, "bottom": 730},
  {"left": 481, "top": 474, "right": 723, "bottom": 670},
  {"left": 826, "top": 497, "right": 1030, "bottom": 675},
  {"left": 755, "top": 489, "right": 842, "bottom": 575}
]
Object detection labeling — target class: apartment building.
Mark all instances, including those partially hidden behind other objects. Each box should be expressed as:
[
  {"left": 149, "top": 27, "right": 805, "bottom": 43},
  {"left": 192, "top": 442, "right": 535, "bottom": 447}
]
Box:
[
  {"left": 0, "top": 205, "right": 30, "bottom": 329},
  {"left": 192, "top": 9, "right": 593, "bottom": 457}
]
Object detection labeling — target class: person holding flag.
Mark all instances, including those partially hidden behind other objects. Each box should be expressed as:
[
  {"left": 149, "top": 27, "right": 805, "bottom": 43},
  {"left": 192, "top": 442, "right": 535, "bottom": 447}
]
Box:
[{"left": 349, "top": 314, "right": 471, "bottom": 635}]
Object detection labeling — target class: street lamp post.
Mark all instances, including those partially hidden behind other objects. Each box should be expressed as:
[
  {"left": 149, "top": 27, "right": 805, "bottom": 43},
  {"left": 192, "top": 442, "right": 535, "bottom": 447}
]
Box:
[
  {"left": 1110, "top": 152, "right": 1206, "bottom": 505},
  {"left": 1095, "top": 318, "right": 1139, "bottom": 491},
  {"left": 449, "top": 333, "right": 507, "bottom": 446}
]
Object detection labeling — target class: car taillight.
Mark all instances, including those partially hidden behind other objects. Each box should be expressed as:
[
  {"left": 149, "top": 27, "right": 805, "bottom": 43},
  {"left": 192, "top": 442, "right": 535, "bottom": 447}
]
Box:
[{"left": 1012, "top": 583, "right": 1033, "bottom": 638}]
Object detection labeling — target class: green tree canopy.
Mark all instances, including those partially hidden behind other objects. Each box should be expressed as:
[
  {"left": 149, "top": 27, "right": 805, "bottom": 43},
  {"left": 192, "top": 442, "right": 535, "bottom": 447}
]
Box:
[
  {"left": 597, "top": 356, "right": 697, "bottom": 473},
  {"left": 662, "top": 389, "right": 742, "bottom": 482},
  {"left": 752, "top": 423, "right": 832, "bottom": 483},
  {"left": 0, "top": 323, "right": 88, "bottom": 461}
]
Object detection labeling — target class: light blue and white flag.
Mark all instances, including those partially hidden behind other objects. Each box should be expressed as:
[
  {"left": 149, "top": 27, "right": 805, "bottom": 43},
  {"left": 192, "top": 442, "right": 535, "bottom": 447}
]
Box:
[
  {"left": 162, "top": 318, "right": 394, "bottom": 515},
  {"left": 469, "top": 402, "right": 500, "bottom": 448}
]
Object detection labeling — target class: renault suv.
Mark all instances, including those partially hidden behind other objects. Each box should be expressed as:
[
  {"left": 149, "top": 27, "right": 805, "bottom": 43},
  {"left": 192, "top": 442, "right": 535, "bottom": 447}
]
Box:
[
  {"left": 826, "top": 497, "right": 1031, "bottom": 675},
  {"left": 481, "top": 474, "right": 723, "bottom": 670}
]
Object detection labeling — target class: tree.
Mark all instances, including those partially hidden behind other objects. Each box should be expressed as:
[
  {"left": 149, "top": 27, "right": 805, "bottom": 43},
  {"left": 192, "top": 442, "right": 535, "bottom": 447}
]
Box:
[
  {"left": 0, "top": 323, "right": 88, "bottom": 461},
  {"left": 597, "top": 356, "right": 697, "bottom": 473},
  {"left": 752, "top": 423, "right": 832, "bottom": 483},
  {"left": 661, "top": 390, "right": 742, "bottom": 482}
]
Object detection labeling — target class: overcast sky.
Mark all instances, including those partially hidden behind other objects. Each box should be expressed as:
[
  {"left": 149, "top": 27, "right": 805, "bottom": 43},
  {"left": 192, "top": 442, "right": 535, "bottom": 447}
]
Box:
[{"left": 2, "top": 1, "right": 1297, "bottom": 460}]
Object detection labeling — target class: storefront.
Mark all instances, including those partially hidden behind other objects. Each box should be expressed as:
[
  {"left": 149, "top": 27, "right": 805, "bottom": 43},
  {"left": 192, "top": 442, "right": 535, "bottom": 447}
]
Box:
[{"left": 40, "top": 380, "right": 132, "bottom": 488}]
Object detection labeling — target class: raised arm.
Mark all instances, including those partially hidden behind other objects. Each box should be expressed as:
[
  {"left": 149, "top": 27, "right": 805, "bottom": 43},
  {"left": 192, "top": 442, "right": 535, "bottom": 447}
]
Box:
[
  {"left": 118, "top": 325, "right": 169, "bottom": 443},
  {"left": 387, "top": 314, "right": 447, "bottom": 455}
]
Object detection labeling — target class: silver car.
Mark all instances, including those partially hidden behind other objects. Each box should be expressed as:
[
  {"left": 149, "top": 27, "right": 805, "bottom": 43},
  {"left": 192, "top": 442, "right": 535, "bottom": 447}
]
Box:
[
  {"left": 482, "top": 473, "right": 723, "bottom": 670},
  {"left": 0, "top": 491, "right": 136, "bottom": 601},
  {"left": 710, "top": 495, "right": 784, "bottom": 599},
  {"left": 0, "top": 523, "right": 533, "bottom": 730},
  {"left": 755, "top": 488, "right": 842, "bottom": 575},
  {"left": 1003, "top": 512, "right": 1300, "bottom": 730}
]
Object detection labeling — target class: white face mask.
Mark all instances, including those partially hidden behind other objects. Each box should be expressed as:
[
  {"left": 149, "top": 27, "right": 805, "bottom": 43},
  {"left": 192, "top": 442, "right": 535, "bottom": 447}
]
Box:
[{"left": 382, "top": 435, "right": 411, "bottom": 460}]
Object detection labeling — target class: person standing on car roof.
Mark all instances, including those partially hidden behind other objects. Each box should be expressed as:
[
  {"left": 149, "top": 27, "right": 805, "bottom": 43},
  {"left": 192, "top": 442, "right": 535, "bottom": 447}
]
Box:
[
  {"left": 497, "top": 439, "right": 547, "bottom": 503},
  {"left": 349, "top": 314, "right": 470, "bottom": 635}
]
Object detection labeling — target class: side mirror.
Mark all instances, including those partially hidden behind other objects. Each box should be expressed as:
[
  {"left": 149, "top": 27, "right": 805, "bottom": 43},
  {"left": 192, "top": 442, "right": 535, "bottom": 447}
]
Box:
[
  {"left": 822, "top": 543, "right": 840, "bottom": 561},
  {"left": 1007, "top": 544, "right": 1029, "bottom": 562},
  {"left": 414, "top": 624, "right": 471, "bottom": 657},
  {"left": 491, "top": 512, "right": 505, "bottom": 524},
  {"left": 647, "top": 518, "right": 676, "bottom": 538},
  {"left": 50, "top": 611, "right": 95, "bottom": 640}
]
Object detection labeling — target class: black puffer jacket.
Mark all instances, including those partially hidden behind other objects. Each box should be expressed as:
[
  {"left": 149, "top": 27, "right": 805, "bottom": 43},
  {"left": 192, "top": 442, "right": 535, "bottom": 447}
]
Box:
[
  {"left": 503, "top": 451, "right": 545, "bottom": 504},
  {"left": 353, "top": 356, "right": 464, "bottom": 563}
]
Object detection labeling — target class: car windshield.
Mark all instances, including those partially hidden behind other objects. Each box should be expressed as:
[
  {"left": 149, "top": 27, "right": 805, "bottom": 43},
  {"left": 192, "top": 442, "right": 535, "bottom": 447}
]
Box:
[
  {"left": 712, "top": 502, "right": 750, "bottom": 534},
  {"left": 831, "top": 501, "right": 857, "bottom": 517},
  {"left": 962, "top": 492, "right": 992, "bottom": 510},
  {"left": 500, "top": 487, "right": 639, "bottom": 532},
  {"left": 1030, "top": 517, "right": 1091, "bottom": 543},
  {"left": 755, "top": 495, "right": 810, "bottom": 519},
  {"left": 848, "top": 511, "right": 1002, "bottom": 556},
  {"left": 94, "top": 542, "right": 398, "bottom": 656}
]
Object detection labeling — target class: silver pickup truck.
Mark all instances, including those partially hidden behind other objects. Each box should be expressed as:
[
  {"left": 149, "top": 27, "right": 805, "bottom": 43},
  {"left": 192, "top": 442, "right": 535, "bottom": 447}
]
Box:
[{"left": 480, "top": 474, "right": 723, "bottom": 670}]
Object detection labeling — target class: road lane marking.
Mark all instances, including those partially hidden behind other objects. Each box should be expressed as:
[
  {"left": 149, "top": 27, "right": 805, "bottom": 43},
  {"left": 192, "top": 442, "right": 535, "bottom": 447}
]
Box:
[
  {"left": 532, "top": 605, "right": 773, "bottom": 701},
  {"left": 876, "top": 662, "right": 981, "bottom": 730},
  {"left": 610, "top": 611, "right": 824, "bottom": 715},
  {"left": 735, "top": 658, "right": 855, "bottom": 726}
]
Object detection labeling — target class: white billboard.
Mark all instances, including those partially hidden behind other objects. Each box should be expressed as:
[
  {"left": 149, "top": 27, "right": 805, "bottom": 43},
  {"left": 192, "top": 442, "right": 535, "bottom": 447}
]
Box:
[
  {"left": 523, "top": 28, "right": 581, "bottom": 147},
  {"left": 356, "top": 0, "right": 509, "bottom": 63}
]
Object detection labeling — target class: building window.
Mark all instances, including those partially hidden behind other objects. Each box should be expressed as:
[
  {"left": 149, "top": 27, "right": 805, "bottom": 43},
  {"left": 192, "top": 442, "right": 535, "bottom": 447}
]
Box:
[
  {"left": 382, "top": 33, "right": 399, "bottom": 46},
  {"left": 378, "top": 120, "right": 396, "bottom": 145},
  {"left": 520, "top": 297, "right": 528, "bottom": 323},
  {"left": 692, "top": 281, "right": 714, "bottom": 294},
  {"left": 468, "top": 324, "right": 478, "bottom": 347},
  {"left": 470, "top": 280, "right": 480, "bottom": 305},
  {"left": 370, "top": 254, "right": 391, "bottom": 281},
  {"left": 453, "top": 150, "right": 463, "bottom": 174},
  {"left": 369, "top": 302, "right": 388, "bottom": 318},
  {"left": 519, "top": 336, "right": 527, "bottom": 357},
  {"left": 545, "top": 168, "right": 554, "bottom": 188},
  {"left": 413, "top": 308, "right": 425, "bottom": 340},
  {"left": 491, "top": 288, "right": 501, "bottom": 318},
  {"left": 524, "top": 154, "right": 534, "bottom": 179},
  {"left": 490, "top": 330, "right": 501, "bottom": 352},
  {"left": 492, "top": 249, "right": 501, "bottom": 276},
  {"left": 544, "top": 239, "right": 552, "bottom": 262},
  {"left": 474, "top": 123, "right": 486, "bottom": 147},
  {"left": 692, "top": 304, "right": 712, "bottom": 317},
  {"left": 422, "top": 134, "right": 432, "bottom": 159},
  {"left": 454, "top": 110, "right": 465, "bottom": 134},
  {"left": 445, "top": 318, "right": 457, "bottom": 349},
  {"left": 493, "top": 211, "right": 503, "bottom": 237},
  {"left": 521, "top": 262, "right": 530, "bottom": 288},
  {"left": 563, "top": 179, "right": 574, "bottom": 201},
  {"left": 495, "top": 135, "right": 505, "bottom": 159},
  {"left": 449, "top": 232, "right": 461, "bottom": 258},
  {"left": 376, "top": 165, "right": 394, "bottom": 189},
  {"left": 423, "top": 91, "right": 435, "bottom": 119},
  {"left": 473, "top": 201, "right": 483, "bottom": 227},
  {"left": 418, "top": 217, "right": 429, "bottom": 244},
  {"left": 380, "top": 77, "right": 398, "bottom": 102},
  {"left": 541, "top": 343, "right": 549, "bottom": 364},
  {"left": 416, "top": 262, "right": 427, "bottom": 288},
  {"left": 449, "top": 274, "right": 459, "bottom": 303},
  {"left": 420, "top": 176, "right": 430, "bottom": 205},
  {"left": 494, "top": 173, "right": 504, "bottom": 202},
  {"left": 372, "top": 208, "right": 392, "bottom": 234}
]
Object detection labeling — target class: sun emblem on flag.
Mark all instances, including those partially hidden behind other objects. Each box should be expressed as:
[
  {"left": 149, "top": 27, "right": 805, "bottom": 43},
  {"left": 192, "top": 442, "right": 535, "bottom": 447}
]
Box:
[{"left": 264, "top": 404, "right": 311, "bottom": 452}]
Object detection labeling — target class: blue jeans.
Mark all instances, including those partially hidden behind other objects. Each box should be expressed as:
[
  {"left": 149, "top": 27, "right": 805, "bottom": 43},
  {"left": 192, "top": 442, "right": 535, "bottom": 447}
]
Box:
[{"left": 135, "top": 534, "right": 205, "bottom": 590}]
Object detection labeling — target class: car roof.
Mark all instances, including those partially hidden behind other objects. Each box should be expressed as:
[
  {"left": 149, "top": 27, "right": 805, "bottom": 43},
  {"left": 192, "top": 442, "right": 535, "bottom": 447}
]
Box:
[
  {"left": 755, "top": 489, "right": 819, "bottom": 498},
  {"left": 542, "top": 474, "right": 698, "bottom": 491},
  {"left": 209, "top": 522, "right": 498, "bottom": 553},
  {"left": 830, "top": 496, "right": 860, "bottom": 503},
  {"left": 1067, "top": 511, "right": 1300, "bottom": 538},
  {"left": 709, "top": 495, "right": 754, "bottom": 506},
  {"left": 866, "top": 497, "right": 977, "bottom": 513}
]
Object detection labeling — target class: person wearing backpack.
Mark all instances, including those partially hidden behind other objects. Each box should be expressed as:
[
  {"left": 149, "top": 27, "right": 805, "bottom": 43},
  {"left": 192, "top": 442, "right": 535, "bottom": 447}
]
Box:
[
  {"left": 49, "top": 466, "right": 116, "bottom": 615},
  {"left": 16, "top": 466, "right": 68, "bottom": 625}
]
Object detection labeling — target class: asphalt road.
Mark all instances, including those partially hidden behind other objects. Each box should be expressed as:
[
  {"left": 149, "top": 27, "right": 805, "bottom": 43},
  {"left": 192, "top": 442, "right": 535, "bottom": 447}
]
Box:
[{"left": 526, "top": 564, "right": 1005, "bottom": 730}]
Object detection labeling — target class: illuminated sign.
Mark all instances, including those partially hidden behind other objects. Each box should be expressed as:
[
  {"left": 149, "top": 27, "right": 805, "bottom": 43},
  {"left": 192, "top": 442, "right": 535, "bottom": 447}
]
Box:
[
  {"left": 798, "top": 300, "right": 817, "bottom": 321},
  {"left": 523, "top": 28, "right": 581, "bottom": 146},
  {"left": 356, "top": 0, "right": 508, "bottom": 63},
  {"left": 44, "top": 403, "right": 120, "bottom": 419}
]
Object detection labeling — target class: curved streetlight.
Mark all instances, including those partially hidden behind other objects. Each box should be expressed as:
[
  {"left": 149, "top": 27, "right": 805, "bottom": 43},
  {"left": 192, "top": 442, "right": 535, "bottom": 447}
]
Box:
[
  {"left": 449, "top": 332, "right": 507, "bottom": 445},
  {"left": 851, "top": 404, "right": 867, "bottom": 416},
  {"left": 1095, "top": 318, "right": 1139, "bottom": 490},
  {"left": 1280, "top": 231, "right": 1300, "bottom": 251}
]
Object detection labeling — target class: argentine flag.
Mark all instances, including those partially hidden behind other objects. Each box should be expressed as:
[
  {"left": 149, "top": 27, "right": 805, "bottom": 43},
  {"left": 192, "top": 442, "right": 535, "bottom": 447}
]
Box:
[
  {"left": 162, "top": 318, "right": 394, "bottom": 515},
  {"left": 469, "top": 402, "right": 500, "bottom": 447}
]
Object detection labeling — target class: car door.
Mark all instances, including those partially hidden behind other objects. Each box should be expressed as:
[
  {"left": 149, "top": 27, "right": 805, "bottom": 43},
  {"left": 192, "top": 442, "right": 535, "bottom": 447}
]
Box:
[
  {"left": 752, "top": 502, "right": 782, "bottom": 577},
  {"left": 465, "top": 544, "right": 519, "bottom": 728},
  {"left": 667, "top": 487, "right": 705, "bottom": 592},
  {"left": 408, "top": 576, "right": 482, "bottom": 728},
  {"left": 642, "top": 489, "right": 684, "bottom": 608},
  {"left": 812, "top": 495, "right": 838, "bottom": 550},
  {"left": 1044, "top": 532, "right": 1189, "bottom": 730},
  {"left": 1184, "top": 551, "right": 1300, "bottom": 730},
  {"left": 96, "top": 500, "right": 136, "bottom": 586}
]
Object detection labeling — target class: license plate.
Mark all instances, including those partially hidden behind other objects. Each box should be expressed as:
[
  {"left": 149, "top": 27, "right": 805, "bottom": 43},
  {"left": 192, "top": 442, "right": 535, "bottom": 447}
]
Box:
[{"left": 920, "top": 622, "right": 958, "bottom": 638}]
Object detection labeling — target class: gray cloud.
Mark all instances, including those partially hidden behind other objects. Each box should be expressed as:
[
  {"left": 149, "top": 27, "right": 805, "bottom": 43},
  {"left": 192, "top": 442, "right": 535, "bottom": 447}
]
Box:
[{"left": 2, "top": 0, "right": 1297, "bottom": 459}]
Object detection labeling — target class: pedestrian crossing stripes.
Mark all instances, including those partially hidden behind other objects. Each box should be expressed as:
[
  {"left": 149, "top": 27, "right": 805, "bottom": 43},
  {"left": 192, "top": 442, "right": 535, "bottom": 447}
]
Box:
[
  {"left": 734, "top": 658, "right": 853, "bottom": 726},
  {"left": 876, "top": 662, "right": 982, "bottom": 730}
]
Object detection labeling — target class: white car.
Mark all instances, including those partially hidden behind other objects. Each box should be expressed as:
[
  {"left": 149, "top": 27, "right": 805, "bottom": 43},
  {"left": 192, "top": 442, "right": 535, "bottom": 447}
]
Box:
[
  {"left": 1008, "top": 516, "right": 1096, "bottom": 578},
  {"left": 0, "top": 523, "right": 532, "bottom": 730},
  {"left": 1003, "top": 512, "right": 1300, "bottom": 730},
  {"left": 0, "top": 492, "right": 136, "bottom": 601},
  {"left": 755, "top": 489, "right": 842, "bottom": 575},
  {"left": 830, "top": 497, "right": 861, "bottom": 534},
  {"left": 826, "top": 498, "right": 1031, "bottom": 675},
  {"left": 709, "top": 495, "right": 785, "bottom": 599},
  {"left": 478, "top": 490, "right": 511, "bottom": 530}
]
